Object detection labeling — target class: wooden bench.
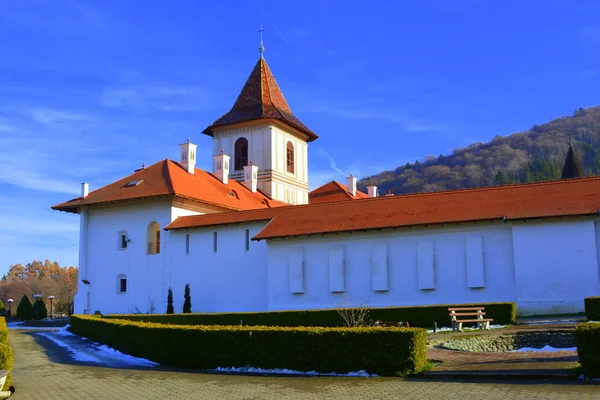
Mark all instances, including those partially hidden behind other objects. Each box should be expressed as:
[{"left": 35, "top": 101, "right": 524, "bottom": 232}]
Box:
[
  {"left": 448, "top": 307, "right": 493, "bottom": 331},
  {"left": 375, "top": 321, "right": 410, "bottom": 327}
]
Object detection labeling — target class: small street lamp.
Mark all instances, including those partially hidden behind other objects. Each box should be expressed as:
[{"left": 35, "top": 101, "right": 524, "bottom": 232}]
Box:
[
  {"left": 6, "top": 299, "right": 13, "bottom": 318},
  {"left": 48, "top": 296, "right": 55, "bottom": 319}
]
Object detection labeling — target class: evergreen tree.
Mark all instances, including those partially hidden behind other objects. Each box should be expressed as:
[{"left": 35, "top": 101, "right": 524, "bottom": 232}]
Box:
[
  {"left": 183, "top": 284, "right": 192, "bottom": 313},
  {"left": 33, "top": 298, "right": 48, "bottom": 320},
  {"left": 16, "top": 295, "right": 33, "bottom": 321},
  {"left": 494, "top": 170, "right": 507, "bottom": 186},
  {"left": 166, "top": 288, "right": 174, "bottom": 314},
  {"left": 0, "top": 299, "right": 5, "bottom": 316}
]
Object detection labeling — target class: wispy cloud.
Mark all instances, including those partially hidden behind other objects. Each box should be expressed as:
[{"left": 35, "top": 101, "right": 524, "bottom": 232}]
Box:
[
  {"left": 316, "top": 147, "right": 343, "bottom": 175},
  {"left": 579, "top": 25, "right": 600, "bottom": 43},
  {"left": 101, "top": 84, "right": 214, "bottom": 112},
  {"left": 28, "top": 108, "right": 91, "bottom": 126}
]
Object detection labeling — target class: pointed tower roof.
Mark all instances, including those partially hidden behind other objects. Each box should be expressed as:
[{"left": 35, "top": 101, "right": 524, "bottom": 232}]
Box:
[
  {"left": 561, "top": 142, "right": 585, "bottom": 179},
  {"left": 203, "top": 58, "right": 318, "bottom": 141}
]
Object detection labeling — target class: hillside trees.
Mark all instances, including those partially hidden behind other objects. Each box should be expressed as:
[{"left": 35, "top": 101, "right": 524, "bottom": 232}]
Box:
[{"left": 359, "top": 106, "right": 600, "bottom": 194}]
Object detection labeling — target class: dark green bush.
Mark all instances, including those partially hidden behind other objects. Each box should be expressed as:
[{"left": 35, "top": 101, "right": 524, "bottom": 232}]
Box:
[
  {"left": 16, "top": 295, "right": 33, "bottom": 321},
  {"left": 166, "top": 289, "right": 174, "bottom": 315},
  {"left": 70, "top": 315, "right": 426, "bottom": 376},
  {"left": 574, "top": 322, "right": 600, "bottom": 378},
  {"left": 105, "top": 301, "right": 516, "bottom": 328},
  {"left": 33, "top": 298, "right": 48, "bottom": 320},
  {"left": 183, "top": 284, "right": 191, "bottom": 314},
  {"left": 584, "top": 297, "right": 600, "bottom": 321}
]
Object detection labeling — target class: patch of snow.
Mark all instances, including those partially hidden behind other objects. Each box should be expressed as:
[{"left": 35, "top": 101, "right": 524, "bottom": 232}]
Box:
[
  {"left": 578, "top": 373, "right": 600, "bottom": 381},
  {"left": 37, "top": 332, "right": 98, "bottom": 363},
  {"left": 212, "top": 366, "right": 377, "bottom": 377},
  {"left": 427, "top": 324, "right": 505, "bottom": 334},
  {"left": 36, "top": 326, "right": 158, "bottom": 367},
  {"left": 8, "top": 324, "right": 62, "bottom": 331},
  {"left": 515, "top": 345, "right": 577, "bottom": 352},
  {"left": 56, "top": 325, "right": 75, "bottom": 336}
]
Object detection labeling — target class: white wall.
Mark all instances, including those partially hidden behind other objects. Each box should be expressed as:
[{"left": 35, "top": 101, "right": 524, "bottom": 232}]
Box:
[
  {"left": 168, "top": 222, "right": 269, "bottom": 312},
  {"left": 267, "top": 224, "right": 516, "bottom": 311},
  {"left": 76, "top": 200, "right": 174, "bottom": 314},
  {"left": 513, "top": 219, "right": 600, "bottom": 315}
]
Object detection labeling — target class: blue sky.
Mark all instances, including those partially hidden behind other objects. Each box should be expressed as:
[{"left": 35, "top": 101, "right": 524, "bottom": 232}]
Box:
[{"left": 0, "top": 0, "right": 599, "bottom": 272}]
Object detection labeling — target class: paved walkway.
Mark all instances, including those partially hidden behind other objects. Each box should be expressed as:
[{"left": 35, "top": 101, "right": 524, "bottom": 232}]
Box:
[{"left": 9, "top": 328, "right": 600, "bottom": 399}]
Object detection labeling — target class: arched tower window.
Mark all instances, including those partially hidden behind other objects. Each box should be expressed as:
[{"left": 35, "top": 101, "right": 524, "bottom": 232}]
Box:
[
  {"left": 147, "top": 222, "right": 161, "bottom": 255},
  {"left": 234, "top": 138, "right": 248, "bottom": 171},
  {"left": 286, "top": 141, "right": 295, "bottom": 174}
]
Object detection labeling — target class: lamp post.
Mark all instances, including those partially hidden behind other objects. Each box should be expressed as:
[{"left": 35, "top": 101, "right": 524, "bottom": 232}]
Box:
[
  {"left": 6, "top": 299, "right": 13, "bottom": 318},
  {"left": 33, "top": 294, "right": 41, "bottom": 320},
  {"left": 48, "top": 296, "right": 55, "bottom": 319}
]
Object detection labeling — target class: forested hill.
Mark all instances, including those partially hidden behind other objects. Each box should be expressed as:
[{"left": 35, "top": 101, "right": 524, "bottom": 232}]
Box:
[{"left": 358, "top": 106, "right": 600, "bottom": 195}]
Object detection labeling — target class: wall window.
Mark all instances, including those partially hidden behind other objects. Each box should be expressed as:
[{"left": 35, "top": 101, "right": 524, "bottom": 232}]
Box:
[
  {"left": 286, "top": 141, "right": 295, "bottom": 173},
  {"left": 234, "top": 137, "right": 248, "bottom": 170},
  {"left": 118, "top": 230, "right": 128, "bottom": 250},
  {"left": 245, "top": 229, "right": 250, "bottom": 251},
  {"left": 147, "top": 222, "right": 161, "bottom": 255},
  {"left": 213, "top": 231, "right": 218, "bottom": 252},
  {"left": 185, "top": 234, "right": 190, "bottom": 255},
  {"left": 117, "top": 274, "right": 127, "bottom": 294}
]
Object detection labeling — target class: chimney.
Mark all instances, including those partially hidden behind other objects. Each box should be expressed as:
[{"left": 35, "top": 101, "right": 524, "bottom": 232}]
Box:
[
  {"left": 213, "top": 150, "right": 230, "bottom": 184},
  {"left": 243, "top": 161, "right": 259, "bottom": 193},
  {"left": 179, "top": 138, "right": 197, "bottom": 174},
  {"left": 367, "top": 185, "right": 378, "bottom": 198},
  {"left": 346, "top": 174, "right": 357, "bottom": 197},
  {"left": 81, "top": 182, "right": 89, "bottom": 198}
]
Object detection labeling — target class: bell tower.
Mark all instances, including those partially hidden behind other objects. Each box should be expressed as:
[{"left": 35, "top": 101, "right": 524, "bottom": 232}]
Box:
[{"left": 202, "top": 53, "right": 318, "bottom": 205}]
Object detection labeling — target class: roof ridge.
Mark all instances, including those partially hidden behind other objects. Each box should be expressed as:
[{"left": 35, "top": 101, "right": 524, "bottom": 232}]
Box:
[{"left": 330, "top": 180, "right": 353, "bottom": 199}]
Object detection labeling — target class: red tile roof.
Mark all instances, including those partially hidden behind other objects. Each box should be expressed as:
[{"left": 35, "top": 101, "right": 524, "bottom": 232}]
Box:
[
  {"left": 202, "top": 58, "right": 318, "bottom": 142},
  {"left": 165, "top": 177, "right": 600, "bottom": 240},
  {"left": 52, "top": 159, "right": 286, "bottom": 213},
  {"left": 309, "top": 180, "right": 369, "bottom": 204}
]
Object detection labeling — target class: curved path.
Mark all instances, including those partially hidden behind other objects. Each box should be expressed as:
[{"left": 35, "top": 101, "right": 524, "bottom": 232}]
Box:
[{"left": 9, "top": 328, "right": 600, "bottom": 399}]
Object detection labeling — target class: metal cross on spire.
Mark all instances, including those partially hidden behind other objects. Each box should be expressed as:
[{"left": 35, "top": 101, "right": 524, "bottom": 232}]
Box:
[{"left": 258, "top": 25, "right": 265, "bottom": 58}]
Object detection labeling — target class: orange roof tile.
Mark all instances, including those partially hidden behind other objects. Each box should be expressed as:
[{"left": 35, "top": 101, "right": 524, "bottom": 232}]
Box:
[
  {"left": 52, "top": 159, "right": 286, "bottom": 213},
  {"left": 203, "top": 58, "right": 318, "bottom": 142},
  {"left": 309, "top": 181, "right": 369, "bottom": 204},
  {"left": 165, "top": 177, "right": 600, "bottom": 240}
]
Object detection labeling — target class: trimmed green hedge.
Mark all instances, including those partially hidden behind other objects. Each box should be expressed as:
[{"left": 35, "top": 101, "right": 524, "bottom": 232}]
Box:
[
  {"left": 70, "top": 315, "right": 427, "bottom": 376},
  {"left": 574, "top": 322, "right": 600, "bottom": 378},
  {"left": 0, "top": 317, "right": 8, "bottom": 345},
  {"left": 104, "top": 302, "right": 516, "bottom": 328},
  {"left": 0, "top": 318, "right": 12, "bottom": 390},
  {"left": 584, "top": 297, "right": 600, "bottom": 321}
]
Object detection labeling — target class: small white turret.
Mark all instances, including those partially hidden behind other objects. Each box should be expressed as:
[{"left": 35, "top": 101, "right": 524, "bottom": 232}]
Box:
[
  {"left": 81, "top": 182, "right": 89, "bottom": 198},
  {"left": 213, "top": 150, "right": 230, "bottom": 184},
  {"left": 367, "top": 185, "right": 378, "bottom": 198},
  {"left": 243, "top": 161, "right": 259, "bottom": 193},
  {"left": 346, "top": 174, "right": 357, "bottom": 197},
  {"left": 179, "top": 138, "right": 197, "bottom": 174}
]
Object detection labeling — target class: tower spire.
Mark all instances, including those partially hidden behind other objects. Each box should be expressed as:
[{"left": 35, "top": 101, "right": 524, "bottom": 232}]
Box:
[{"left": 258, "top": 25, "right": 265, "bottom": 58}]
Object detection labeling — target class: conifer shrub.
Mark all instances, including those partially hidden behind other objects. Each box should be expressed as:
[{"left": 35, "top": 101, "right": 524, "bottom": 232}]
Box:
[
  {"left": 183, "top": 284, "right": 192, "bottom": 314},
  {"left": 166, "top": 289, "right": 174, "bottom": 315},
  {"left": 574, "top": 322, "right": 600, "bottom": 378},
  {"left": 16, "top": 295, "right": 33, "bottom": 321},
  {"left": 584, "top": 296, "right": 600, "bottom": 321},
  {"left": 0, "top": 299, "right": 5, "bottom": 316},
  {"left": 69, "top": 315, "right": 427, "bottom": 376},
  {"left": 33, "top": 298, "right": 48, "bottom": 320},
  {"left": 105, "top": 301, "right": 516, "bottom": 328}
]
